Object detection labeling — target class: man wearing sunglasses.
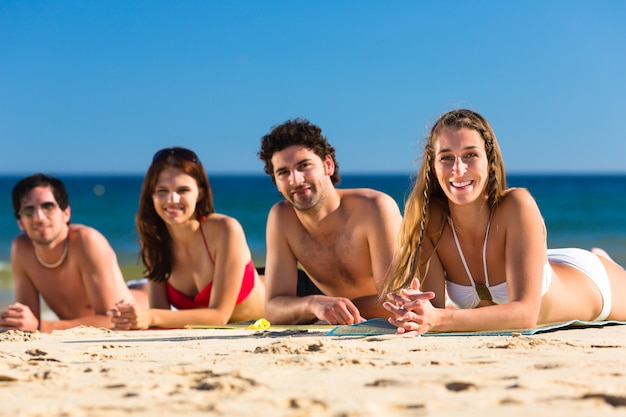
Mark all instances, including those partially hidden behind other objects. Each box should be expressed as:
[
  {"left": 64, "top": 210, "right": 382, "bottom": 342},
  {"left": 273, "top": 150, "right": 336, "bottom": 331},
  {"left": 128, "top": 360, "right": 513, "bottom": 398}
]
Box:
[
  {"left": 0, "top": 173, "right": 144, "bottom": 332},
  {"left": 258, "top": 119, "right": 403, "bottom": 325}
]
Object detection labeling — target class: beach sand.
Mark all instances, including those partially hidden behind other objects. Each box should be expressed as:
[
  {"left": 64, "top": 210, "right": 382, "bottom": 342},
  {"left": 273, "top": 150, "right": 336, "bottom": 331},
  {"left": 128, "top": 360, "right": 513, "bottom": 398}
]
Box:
[{"left": 2, "top": 324, "right": 626, "bottom": 416}]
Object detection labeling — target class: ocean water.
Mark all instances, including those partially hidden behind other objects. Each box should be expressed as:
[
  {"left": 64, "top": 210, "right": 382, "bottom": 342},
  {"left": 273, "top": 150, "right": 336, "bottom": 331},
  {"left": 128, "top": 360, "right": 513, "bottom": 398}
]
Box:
[{"left": 2, "top": 174, "right": 626, "bottom": 279}]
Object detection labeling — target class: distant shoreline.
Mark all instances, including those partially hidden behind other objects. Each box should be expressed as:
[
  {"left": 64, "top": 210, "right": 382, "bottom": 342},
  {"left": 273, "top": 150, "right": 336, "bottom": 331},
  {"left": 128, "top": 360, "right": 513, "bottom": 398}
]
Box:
[
  {"left": 0, "top": 254, "right": 267, "bottom": 289},
  {"left": 2, "top": 172, "right": 626, "bottom": 178},
  {"left": 2, "top": 173, "right": 626, "bottom": 286}
]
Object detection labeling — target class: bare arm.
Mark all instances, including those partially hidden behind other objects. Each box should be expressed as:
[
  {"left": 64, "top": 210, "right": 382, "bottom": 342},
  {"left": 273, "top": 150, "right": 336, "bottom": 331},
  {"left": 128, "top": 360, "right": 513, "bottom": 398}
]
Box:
[
  {"left": 264, "top": 204, "right": 364, "bottom": 325},
  {"left": 387, "top": 189, "right": 547, "bottom": 334},
  {"left": 113, "top": 216, "right": 257, "bottom": 329},
  {"left": 110, "top": 281, "right": 168, "bottom": 330},
  {"left": 0, "top": 237, "right": 42, "bottom": 331},
  {"left": 264, "top": 204, "right": 318, "bottom": 324},
  {"left": 47, "top": 227, "right": 133, "bottom": 332},
  {"left": 416, "top": 232, "right": 447, "bottom": 308},
  {"left": 151, "top": 217, "right": 252, "bottom": 328},
  {"left": 149, "top": 280, "right": 170, "bottom": 309},
  {"left": 358, "top": 192, "right": 403, "bottom": 318}
]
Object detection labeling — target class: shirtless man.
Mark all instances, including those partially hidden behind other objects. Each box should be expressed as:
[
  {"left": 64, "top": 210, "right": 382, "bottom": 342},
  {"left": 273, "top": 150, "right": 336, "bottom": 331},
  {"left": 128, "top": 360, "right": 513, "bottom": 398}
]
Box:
[
  {"left": 0, "top": 173, "right": 145, "bottom": 332},
  {"left": 258, "top": 118, "right": 403, "bottom": 324}
]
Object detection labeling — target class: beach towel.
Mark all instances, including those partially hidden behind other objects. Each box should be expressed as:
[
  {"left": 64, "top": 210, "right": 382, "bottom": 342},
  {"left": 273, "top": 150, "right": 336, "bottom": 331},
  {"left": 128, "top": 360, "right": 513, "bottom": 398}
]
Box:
[
  {"left": 185, "top": 318, "right": 334, "bottom": 332},
  {"left": 325, "top": 318, "right": 626, "bottom": 337}
]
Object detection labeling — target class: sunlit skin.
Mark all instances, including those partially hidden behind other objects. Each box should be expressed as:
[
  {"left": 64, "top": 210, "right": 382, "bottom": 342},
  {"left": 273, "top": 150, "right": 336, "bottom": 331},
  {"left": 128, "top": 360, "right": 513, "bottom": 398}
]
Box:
[
  {"left": 383, "top": 113, "right": 626, "bottom": 336},
  {"left": 17, "top": 186, "right": 70, "bottom": 250},
  {"left": 0, "top": 185, "right": 137, "bottom": 332},
  {"left": 109, "top": 165, "right": 266, "bottom": 329},
  {"left": 433, "top": 128, "right": 489, "bottom": 209},
  {"left": 271, "top": 145, "right": 335, "bottom": 214},
  {"left": 152, "top": 167, "right": 202, "bottom": 227},
  {"left": 264, "top": 145, "right": 403, "bottom": 325}
]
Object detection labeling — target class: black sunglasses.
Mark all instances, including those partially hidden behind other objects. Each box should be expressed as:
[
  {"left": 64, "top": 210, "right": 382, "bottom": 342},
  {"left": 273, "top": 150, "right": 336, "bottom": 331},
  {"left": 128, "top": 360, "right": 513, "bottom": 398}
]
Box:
[{"left": 152, "top": 147, "right": 199, "bottom": 163}]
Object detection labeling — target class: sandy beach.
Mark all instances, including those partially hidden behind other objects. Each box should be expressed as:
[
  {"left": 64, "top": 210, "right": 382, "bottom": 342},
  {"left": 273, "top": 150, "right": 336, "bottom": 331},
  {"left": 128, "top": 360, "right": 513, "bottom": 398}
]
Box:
[{"left": 2, "top": 323, "right": 626, "bottom": 416}]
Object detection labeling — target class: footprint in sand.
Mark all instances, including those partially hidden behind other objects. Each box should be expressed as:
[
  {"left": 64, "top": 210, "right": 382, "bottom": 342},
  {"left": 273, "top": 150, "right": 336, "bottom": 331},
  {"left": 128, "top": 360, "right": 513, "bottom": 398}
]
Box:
[
  {"left": 0, "top": 373, "right": 20, "bottom": 382},
  {"left": 253, "top": 341, "right": 327, "bottom": 354},
  {"left": 581, "top": 393, "right": 626, "bottom": 407},
  {"left": 286, "top": 397, "right": 329, "bottom": 412},
  {"left": 445, "top": 381, "right": 477, "bottom": 392},
  {"left": 190, "top": 370, "right": 260, "bottom": 394},
  {"left": 365, "top": 378, "right": 402, "bottom": 387},
  {"left": 24, "top": 348, "right": 60, "bottom": 363},
  {"left": 485, "top": 337, "right": 585, "bottom": 350},
  {"left": 25, "top": 348, "right": 48, "bottom": 357}
]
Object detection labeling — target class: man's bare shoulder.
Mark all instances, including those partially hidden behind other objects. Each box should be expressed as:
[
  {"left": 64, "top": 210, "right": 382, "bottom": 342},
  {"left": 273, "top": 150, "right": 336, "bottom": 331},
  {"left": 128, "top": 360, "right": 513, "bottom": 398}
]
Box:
[
  {"left": 338, "top": 188, "right": 400, "bottom": 212},
  {"left": 68, "top": 224, "right": 107, "bottom": 242},
  {"left": 68, "top": 224, "right": 116, "bottom": 257},
  {"left": 269, "top": 200, "right": 298, "bottom": 217},
  {"left": 266, "top": 201, "right": 302, "bottom": 241},
  {"left": 11, "top": 233, "right": 33, "bottom": 253}
]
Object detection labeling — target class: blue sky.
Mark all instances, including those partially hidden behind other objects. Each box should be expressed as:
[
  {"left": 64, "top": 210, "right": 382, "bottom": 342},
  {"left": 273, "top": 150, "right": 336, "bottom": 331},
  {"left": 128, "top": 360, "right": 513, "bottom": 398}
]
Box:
[{"left": 1, "top": 1, "right": 625, "bottom": 175}]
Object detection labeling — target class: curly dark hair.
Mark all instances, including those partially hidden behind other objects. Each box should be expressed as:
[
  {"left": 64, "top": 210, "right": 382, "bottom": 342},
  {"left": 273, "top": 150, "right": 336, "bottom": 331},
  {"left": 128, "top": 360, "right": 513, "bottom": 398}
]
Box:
[{"left": 258, "top": 118, "right": 341, "bottom": 185}]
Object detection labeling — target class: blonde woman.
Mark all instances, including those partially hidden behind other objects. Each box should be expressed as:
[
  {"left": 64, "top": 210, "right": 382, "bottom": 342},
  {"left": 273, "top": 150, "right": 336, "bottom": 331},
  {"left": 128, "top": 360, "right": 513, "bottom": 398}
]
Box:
[{"left": 382, "top": 109, "right": 626, "bottom": 335}]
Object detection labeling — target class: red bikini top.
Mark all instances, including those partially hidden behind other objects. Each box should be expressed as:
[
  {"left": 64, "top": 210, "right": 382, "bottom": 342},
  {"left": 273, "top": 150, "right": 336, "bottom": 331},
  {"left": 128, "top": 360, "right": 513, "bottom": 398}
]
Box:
[{"left": 165, "top": 222, "right": 255, "bottom": 309}]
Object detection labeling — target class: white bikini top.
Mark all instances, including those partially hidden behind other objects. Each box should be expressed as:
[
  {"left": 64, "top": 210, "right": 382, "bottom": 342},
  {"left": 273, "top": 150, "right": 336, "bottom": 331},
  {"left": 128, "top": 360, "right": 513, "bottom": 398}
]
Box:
[
  {"left": 445, "top": 216, "right": 551, "bottom": 309},
  {"left": 446, "top": 216, "right": 508, "bottom": 308}
]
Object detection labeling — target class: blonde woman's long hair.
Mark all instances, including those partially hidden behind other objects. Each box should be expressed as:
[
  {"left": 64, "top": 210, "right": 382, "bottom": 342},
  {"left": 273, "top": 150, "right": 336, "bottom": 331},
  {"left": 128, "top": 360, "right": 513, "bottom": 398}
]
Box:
[{"left": 382, "top": 109, "right": 508, "bottom": 296}]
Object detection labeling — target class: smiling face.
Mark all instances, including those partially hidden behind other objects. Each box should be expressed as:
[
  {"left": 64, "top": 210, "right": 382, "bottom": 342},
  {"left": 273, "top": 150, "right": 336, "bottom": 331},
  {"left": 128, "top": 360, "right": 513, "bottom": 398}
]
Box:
[
  {"left": 433, "top": 128, "right": 489, "bottom": 207},
  {"left": 271, "top": 145, "right": 335, "bottom": 211},
  {"left": 152, "top": 167, "right": 201, "bottom": 225},
  {"left": 17, "top": 186, "right": 71, "bottom": 245}
]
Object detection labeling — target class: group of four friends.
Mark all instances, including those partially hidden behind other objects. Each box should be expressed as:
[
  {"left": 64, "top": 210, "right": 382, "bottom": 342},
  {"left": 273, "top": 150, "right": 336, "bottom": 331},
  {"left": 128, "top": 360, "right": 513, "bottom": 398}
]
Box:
[{"left": 2, "top": 109, "right": 626, "bottom": 335}]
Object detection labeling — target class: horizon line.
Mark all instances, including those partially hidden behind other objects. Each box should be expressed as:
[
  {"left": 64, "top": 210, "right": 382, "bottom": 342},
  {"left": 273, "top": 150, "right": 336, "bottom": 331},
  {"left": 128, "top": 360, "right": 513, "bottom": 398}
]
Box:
[{"left": 1, "top": 171, "right": 626, "bottom": 177}]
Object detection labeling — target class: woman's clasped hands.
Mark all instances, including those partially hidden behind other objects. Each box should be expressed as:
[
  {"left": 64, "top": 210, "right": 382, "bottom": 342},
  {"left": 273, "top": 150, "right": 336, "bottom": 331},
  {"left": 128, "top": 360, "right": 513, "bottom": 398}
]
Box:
[
  {"left": 108, "top": 300, "right": 151, "bottom": 330},
  {"left": 383, "top": 278, "right": 436, "bottom": 336}
]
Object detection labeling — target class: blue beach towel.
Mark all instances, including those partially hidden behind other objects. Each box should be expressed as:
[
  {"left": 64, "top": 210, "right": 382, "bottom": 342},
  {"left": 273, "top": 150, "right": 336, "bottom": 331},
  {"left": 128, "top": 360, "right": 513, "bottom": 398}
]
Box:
[{"left": 325, "top": 318, "right": 626, "bottom": 337}]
